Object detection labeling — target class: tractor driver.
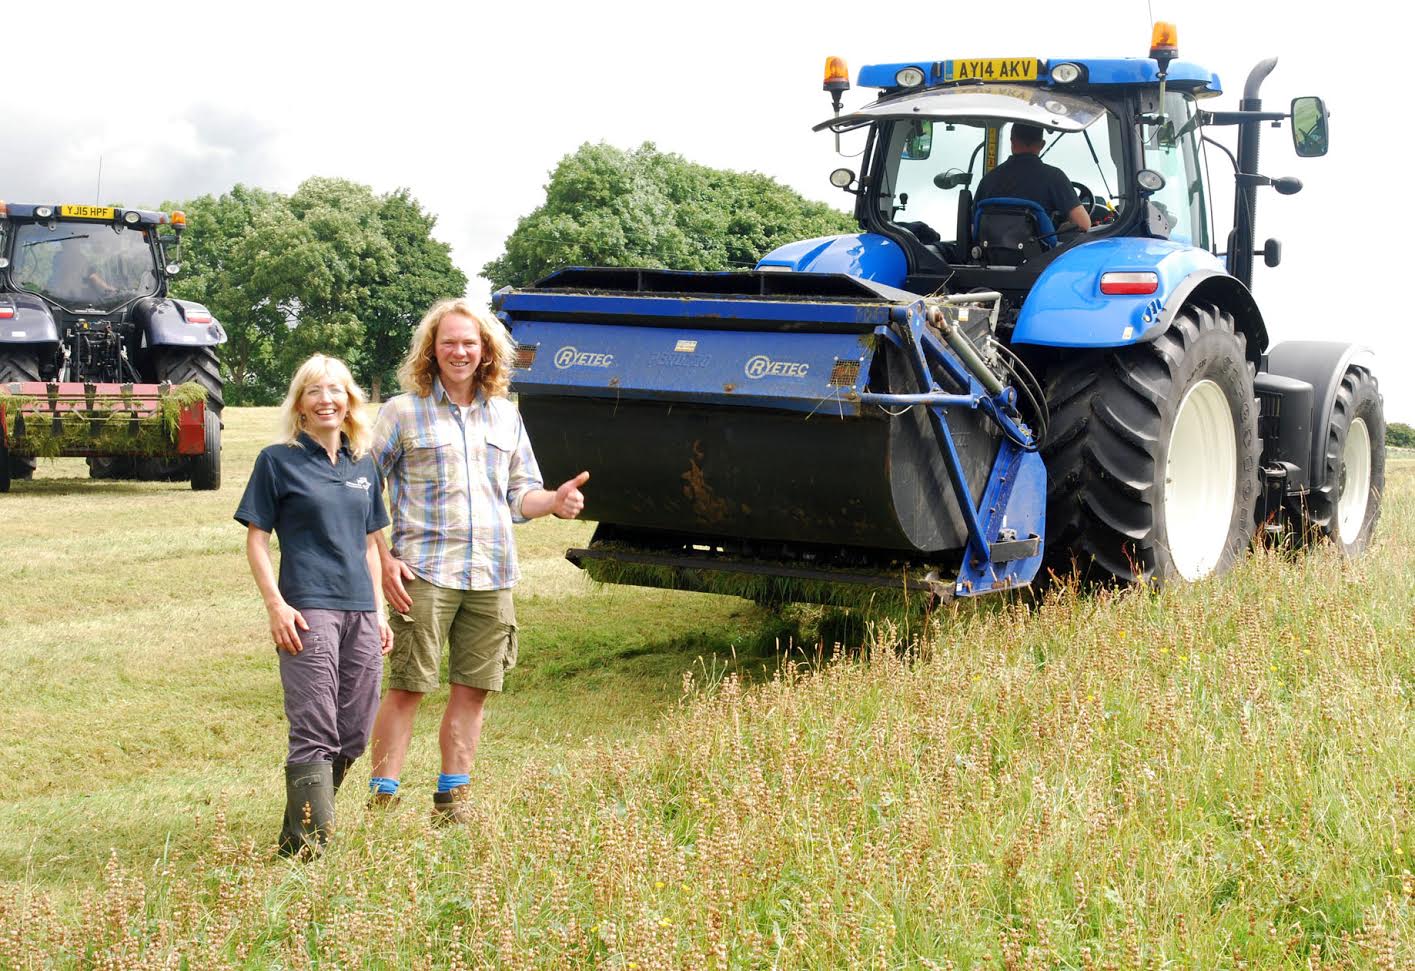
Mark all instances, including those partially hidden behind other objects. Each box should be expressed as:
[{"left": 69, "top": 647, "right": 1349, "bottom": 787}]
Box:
[{"left": 975, "top": 123, "right": 1092, "bottom": 232}]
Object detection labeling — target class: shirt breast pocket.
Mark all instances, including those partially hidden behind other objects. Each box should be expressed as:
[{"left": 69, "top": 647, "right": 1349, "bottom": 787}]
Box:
[
  {"left": 405, "top": 430, "right": 447, "bottom": 485},
  {"left": 485, "top": 425, "right": 516, "bottom": 495}
]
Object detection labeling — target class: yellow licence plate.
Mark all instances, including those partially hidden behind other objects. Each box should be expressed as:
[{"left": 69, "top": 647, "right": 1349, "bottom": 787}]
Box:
[
  {"left": 943, "top": 58, "right": 1039, "bottom": 83},
  {"left": 58, "top": 205, "right": 115, "bottom": 220}
]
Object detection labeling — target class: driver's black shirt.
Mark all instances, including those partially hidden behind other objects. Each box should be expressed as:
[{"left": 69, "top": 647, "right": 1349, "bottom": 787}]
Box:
[{"left": 975, "top": 152, "right": 1081, "bottom": 221}]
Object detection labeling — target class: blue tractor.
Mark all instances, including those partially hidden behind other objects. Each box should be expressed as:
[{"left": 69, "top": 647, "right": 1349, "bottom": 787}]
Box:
[{"left": 495, "top": 25, "right": 1383, "bottom": 602}]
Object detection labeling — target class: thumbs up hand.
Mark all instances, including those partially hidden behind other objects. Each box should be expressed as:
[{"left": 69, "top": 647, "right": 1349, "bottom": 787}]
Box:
[{"left": 552, "top": 470, "right": 590, "bottom": 519}]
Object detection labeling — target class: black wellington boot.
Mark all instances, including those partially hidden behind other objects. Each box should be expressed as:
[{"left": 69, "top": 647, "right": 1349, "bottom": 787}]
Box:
[
  {"left": 332, "top": 755, "right": 356, "bottom": 793},
  {"left": 277, "top": 761, "right": 336, "bottom": 859}
]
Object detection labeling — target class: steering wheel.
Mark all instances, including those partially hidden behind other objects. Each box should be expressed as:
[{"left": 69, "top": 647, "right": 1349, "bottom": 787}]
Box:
[{"left": 1070, "top": 180, "right": 1115, "bottom": 226}]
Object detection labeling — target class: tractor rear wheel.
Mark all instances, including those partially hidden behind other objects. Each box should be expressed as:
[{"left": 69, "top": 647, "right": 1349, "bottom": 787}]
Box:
[
  {"left": 1295, "top": 367, "right": 1384, "bottom": 555},
  {"left": 189, "top": 407, "right": 221, "bottom": 491},
  {"left": 135, "top": 347, "right": 224, "bottom": 484},
  {"left": 1042, "top": 302, "right": 1260, "bottom": 586},
  {"left": 0, "top": 348, "right": 40, "bottom": 482}
]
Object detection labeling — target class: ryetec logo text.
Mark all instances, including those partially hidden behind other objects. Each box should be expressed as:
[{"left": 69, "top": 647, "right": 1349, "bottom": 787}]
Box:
[
  {"left": 744, "top": 355, "right": 810, "bottom": 380},
  {"left": 554, "top": 346, "right": 615, "bottom": 370}
]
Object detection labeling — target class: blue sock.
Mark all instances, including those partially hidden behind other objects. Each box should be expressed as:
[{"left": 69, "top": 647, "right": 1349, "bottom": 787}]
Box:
[
  {"left": 437, "top": 772, "right": 470, "bottom": 794},
  {"left": 369, "top": 776, "right": 400, "bottom": 796}
]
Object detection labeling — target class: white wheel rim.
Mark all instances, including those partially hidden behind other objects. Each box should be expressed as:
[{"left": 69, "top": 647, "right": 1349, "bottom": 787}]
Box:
[
  {"left": 1337, "top": 417, "right": 1371, "bottom": 546},
  {"left": 1164, "top": 379, "right": 1237, "bottom": 580}
]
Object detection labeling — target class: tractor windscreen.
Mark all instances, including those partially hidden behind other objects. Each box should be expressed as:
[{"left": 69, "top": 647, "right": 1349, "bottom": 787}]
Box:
[
  {"left": 9, "top": 220, "right": 159, "bottom": 312},
  {"left": 874, "top": 95, "right": 1124, "bottom": 248}
]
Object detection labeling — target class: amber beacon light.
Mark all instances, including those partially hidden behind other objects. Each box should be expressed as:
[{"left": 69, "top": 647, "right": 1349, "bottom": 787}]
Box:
[
  {"left": 823, "top": 56, "right": 850, "bottom": 112},
  {"left": 1150, "top": 22, "right": 1178, "bottom": 68}
]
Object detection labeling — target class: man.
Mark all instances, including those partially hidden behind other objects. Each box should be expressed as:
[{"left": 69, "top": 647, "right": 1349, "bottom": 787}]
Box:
[
  {"left": 975, "top": 123, "right": 1092, "bottom": 232},
  {"left": 366, "top": 297, "right": 589, "bottom": 823}
]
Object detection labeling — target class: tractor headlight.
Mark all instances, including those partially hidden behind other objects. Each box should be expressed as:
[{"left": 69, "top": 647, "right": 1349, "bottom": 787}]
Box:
[
  {"left": 123, "top": 210, "right": 140, "bottom": 224},
  {"left": 1051, "top": 62, "right": 1082, "bottom": 84},
  {"left": 895, "top": 67, "right": 926, "bottom": 88},
  {"left": 35, "top": 206, "right": 53, "bottom": 218}
]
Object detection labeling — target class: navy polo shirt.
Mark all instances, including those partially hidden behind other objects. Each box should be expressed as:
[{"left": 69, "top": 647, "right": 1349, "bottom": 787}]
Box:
[{"left": 234, "top": 433, "right": 391, "bottom": 611}]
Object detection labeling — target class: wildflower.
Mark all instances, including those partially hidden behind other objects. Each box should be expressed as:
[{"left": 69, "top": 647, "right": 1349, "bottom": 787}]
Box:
[{"left": 660, "top": 918, "right": 673, "bottom": 927}]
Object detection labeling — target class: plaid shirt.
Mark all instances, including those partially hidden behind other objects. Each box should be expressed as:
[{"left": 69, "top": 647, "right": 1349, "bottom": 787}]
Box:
[{"left": 371, "top": 380, "right": 543, "bottom": 591}]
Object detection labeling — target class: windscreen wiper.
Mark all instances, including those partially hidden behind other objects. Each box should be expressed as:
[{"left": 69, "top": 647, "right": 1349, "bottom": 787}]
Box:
[{"left": 23, "top": 234, "right": 90, "bottom": 247}]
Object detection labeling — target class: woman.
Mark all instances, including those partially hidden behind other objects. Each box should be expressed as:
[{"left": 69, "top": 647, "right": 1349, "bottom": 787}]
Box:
[{"left": 235, "top": 354, "right": 394, "bottom": 858}]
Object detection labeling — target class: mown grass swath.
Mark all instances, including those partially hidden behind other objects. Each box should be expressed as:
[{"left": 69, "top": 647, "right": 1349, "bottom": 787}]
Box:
[
  {"left": 0, "top": 381, "right": 207, "bottom": 457},
  {"left": 0, "top": 415, "right": 1410, "bottom": 967}
]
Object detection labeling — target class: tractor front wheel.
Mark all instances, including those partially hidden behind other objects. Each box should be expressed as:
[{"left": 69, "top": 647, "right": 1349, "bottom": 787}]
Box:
[
  {"left": 1043, "top": 302, "right": 1260, "bottom": 586},
  {"left": 0, "top": 348, "right": 40, "bottom": 482},
  {"left": 1296, "top": 367, "right": 1384, "bottom": 555}
]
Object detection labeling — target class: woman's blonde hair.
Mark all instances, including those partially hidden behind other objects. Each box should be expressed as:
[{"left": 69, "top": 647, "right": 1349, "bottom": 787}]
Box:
[
  {"left": 396, "top": 297, "right": 514, "bottom": 399},
  {"left": 277, "top": 354, "right": 373, "bottom": 456}
]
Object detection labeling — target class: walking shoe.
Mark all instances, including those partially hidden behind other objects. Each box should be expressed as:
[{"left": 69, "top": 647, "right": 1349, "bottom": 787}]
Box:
[
  {"left": 366, "top": 791, "right": 401, "bottom": 810},
  {"left": 431, "top": 784, "right": 473, "bottom": 826}
]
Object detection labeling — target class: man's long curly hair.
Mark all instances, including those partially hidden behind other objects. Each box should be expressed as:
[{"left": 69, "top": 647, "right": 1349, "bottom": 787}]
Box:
[{"left": 397, "top": 298, "right": 514, "bottom": 399}]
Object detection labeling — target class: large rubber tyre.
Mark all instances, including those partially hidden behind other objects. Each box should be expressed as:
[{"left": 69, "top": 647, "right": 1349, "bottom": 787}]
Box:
[
  {"left": 1043, "top": 302, "right": 1260, "bottom": 586},
  {"left": 1296, "top": 368, "right": 1384, "bottom": 555},
  {"left": 0, "top": 348, "right": 40, "bottom": 481},
  {"left": 154, "top": 346, "right": 224, "bottom": 414},
  {"left": 189, "top": 407, "right": 221, "bottom": 491},
  {"left": 136, "top": 347, "right": 224, "bottom": 484}
]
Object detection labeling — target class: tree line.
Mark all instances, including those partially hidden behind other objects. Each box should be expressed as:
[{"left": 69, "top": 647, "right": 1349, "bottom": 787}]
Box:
[{"left": 169, "top": 144, "right": 855, "bottom": 405}]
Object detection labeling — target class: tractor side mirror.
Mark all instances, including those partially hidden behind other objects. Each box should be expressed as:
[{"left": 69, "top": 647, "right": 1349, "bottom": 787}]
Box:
[
  {"left": 901, "top": 120, "right": 933, "bottom": 160},
  {"left": 1291, "top": 96, "right": 1329, "bottom": 157},
  {"left": 1262, "top": 238, "right": 1281, "bottom": 268},
  {"left": 933, "top": 170, "right": 973, "bottom": 190}
]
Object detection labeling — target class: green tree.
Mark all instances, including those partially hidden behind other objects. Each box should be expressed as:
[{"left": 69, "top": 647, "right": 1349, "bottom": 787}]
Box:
[
  {"left": 364, "top": 189, "right": 467, "bottom": 400},
  {"left": 166, "top": 185, "right": 304, "bottom": 404},
  {"left": 170, "top": 179, "right": 466, "bottom": 403},
  {"left": 1388, "top": 421, "right": 1415, "bottom": 449},
  {"left": 482, "top": 142, "right": 856, "bottom": 289}
]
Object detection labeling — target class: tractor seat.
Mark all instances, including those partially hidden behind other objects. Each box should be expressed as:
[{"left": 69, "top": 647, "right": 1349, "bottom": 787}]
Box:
[{"left": 972, "top": 197, "right": 1057, "bottom": 266}]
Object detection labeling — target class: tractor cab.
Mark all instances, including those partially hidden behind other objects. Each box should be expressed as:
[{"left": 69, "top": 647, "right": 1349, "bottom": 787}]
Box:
[
  {"left": 0, "top": 203, "right": 196, "bottom": 385},
  {"left": 809, "top": 55, "right": 1220, "bottom": 303},
  {"left": 7, "top": 215, "right": 163, "bottom": 314}
]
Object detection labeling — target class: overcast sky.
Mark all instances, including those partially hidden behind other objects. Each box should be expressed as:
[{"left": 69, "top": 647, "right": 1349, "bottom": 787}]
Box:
[{"left": 8, "top": 0, "right": 1409, "bottom": 420}]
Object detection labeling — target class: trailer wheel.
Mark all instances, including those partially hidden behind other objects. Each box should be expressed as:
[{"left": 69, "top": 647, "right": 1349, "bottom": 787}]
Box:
[
  {"left": 1297, "top": 368, "right": 1384, "bottom": 555},
  {"left": 189, "top": 407, "right": 221, "bottom": 491},
  {"left": 1043, "top": 302, "right": 1260, "bottom": 586},
  {"left": 0, "top": 349, "right": 40, "bottom": 481}
]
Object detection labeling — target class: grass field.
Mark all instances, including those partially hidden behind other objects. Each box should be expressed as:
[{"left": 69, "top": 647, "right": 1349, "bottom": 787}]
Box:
[{"left": 0, "top": 411, "right": 1411, "bottom": 968}]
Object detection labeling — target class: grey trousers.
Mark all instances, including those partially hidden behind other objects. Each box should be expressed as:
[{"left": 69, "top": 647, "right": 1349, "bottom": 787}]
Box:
[{"left": 278, "top": 609, "right": 383, "bottom": 766}]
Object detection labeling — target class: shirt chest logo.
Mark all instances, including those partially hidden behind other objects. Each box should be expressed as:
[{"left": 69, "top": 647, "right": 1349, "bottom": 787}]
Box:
[{"left": 346, "top": 476, "right": 372, "bottom": 492}]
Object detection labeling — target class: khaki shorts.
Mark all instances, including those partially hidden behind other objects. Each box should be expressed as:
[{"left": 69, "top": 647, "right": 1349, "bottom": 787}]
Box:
[{"left": 388, "top": 578, "right": 518, "bottom": 693}]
